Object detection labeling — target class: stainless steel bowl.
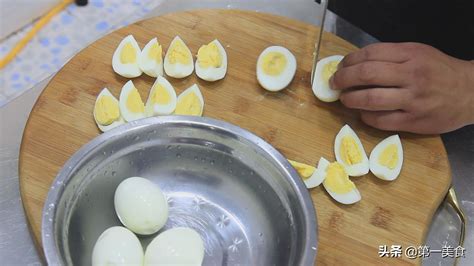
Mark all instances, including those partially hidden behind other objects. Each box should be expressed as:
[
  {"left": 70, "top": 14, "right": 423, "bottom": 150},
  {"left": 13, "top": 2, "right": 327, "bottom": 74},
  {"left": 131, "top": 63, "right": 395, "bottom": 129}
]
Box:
[{"left": 42, "top": 116, "right": 317, "bottom": 265}]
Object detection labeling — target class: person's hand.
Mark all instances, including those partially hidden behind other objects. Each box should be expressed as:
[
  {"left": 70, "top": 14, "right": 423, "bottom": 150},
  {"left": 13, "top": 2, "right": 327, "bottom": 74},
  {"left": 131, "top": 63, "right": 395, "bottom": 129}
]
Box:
[{"left": 330, "top": 42, "right": 474, "bottom": 134}]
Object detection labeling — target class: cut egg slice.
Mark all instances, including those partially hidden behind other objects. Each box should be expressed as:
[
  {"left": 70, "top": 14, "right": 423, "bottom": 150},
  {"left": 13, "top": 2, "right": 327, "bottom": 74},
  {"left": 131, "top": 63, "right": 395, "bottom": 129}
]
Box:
[
  {"left": 369, "top": 135, "right": 403, "bottom": 181},
  {"left": 93, "top": 88, "right": 125, "bottom": 132},
  {"left": 312, "top": 55, "right": 343, "bottom": 102},
  {"left": 119, "top": 80, "right": 145, "bottom": 122},
  {"left": 256, "top": 46, "right": 297, "bottom": 92},
  {"left": 174, "top": 84, "right": 204, "bottom": 116},
  {"left": 138, "top": 37, "right": 163, "bottom": 77},
  {"left": 145, "top": 76, "right": 177, "bottom": 116},
  {"left": 334, "top": 124, "right": 369, "bottom": 176},
  {"left": 164, "top": 36, "right": 194, "bottom": 78},
  {"left": 112, "top": 35, "right": 142, "bottom": 78},
  {"left": 288, "top": 159, "right": 324, "bottom": 189},
  {"left": 319, "top": 157, "right": 361, "bottom": 205},
  {"left": 195, "top": 39, "right": 227, "bottom": 81}
]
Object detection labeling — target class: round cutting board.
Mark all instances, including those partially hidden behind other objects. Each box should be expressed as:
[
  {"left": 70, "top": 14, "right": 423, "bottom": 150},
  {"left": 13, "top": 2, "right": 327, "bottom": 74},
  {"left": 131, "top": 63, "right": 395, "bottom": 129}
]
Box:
[{"left": 19, "top": 9, "right": 451, "bottom": 265}]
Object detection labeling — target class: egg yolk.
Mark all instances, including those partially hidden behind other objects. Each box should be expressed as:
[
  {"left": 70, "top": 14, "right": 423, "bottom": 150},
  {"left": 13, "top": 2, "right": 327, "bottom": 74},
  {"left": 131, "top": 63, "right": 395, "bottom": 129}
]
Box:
[
  {"left": 289, "top": 160, "right": 315, "bottom": 179},
  {"left": 197, "top": 42, "right": 222, "bottom": 68},
  {"left": 94, "top": 95, "right": 120, "bottom": 126},
  {"left": 261, "top": 51, "right": 287, "bottom": 76},
  {"left": 168, "top": 39, "right": 191, "bottom": 65},
  {"left": 120, "top": 42, "right": 137, "bottom": 64},
  {"left": 151, "top": 84, "right": 171, "bottom": 105},
  {"left": 323, "top": 162, "right": 355, "bottom": 194},
  {"left": 148, "top": 42, "right": 162, "bottom": 63},
  {"left": 175, "top": 92, "right": 201, "bottom": 116},
  {"left": 126, "top": 87, "right": 144, "bottom": 113},
  {"left": 378, "top": 144, "right": 398, "bottom": 169},
  {"left": 340, "top": 136, "right": 362, "bottom": 165},
  {"left": 322, "top": 61, "right": 339, "bottom": 84}
]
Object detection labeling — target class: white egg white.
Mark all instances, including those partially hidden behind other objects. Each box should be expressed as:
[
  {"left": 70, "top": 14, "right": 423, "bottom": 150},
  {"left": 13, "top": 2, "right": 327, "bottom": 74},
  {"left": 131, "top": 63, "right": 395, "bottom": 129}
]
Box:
[
  {"left": 92, "top": 226, "right": 144, "bottom": 266},
  {"left": 175, "top": 84, "right": 205, "bottom": 116},
  {"left": 139, "top": 38, "right": 164, "bottom": 77},
  {"left": 93, "top": 88, "right": 125, "bottom": 132},
  {"left": 304, "top": 157, "right": 328, "bottom": 189},
  {"left": 312, "top": 55, "right": 343, "bottom": 102},
  {"left": 334, "top": 124, "right": 369, "bottom": 176},
  {"left": 256, "top": 46, "right": 297, "bottom": 92},
  {"left": 369, "top": 135, "right": 403, "bottom": 181},
  {"left": 195, "top": 39, "right": 227, "bottom": 82},
  {"left": 119, "top": 80, "right": 146, "bottom": 122},
  {"left": 144, "top": 227, "right": 204, "bottom": 266},
  {"left": 112, "top": 35, "right": 143, "bottom": 78},
  {"left": 114, "top": 177, "right": 168, "bottom": 235},
  {"left": 164, "top": 36, "right": 194, "bottom": 78},
  {"left": 318, "top": 157, "right": 361, "bottom": 205},
  {"left": 145, "top": 76, "right": 177, "bottom": 116}
]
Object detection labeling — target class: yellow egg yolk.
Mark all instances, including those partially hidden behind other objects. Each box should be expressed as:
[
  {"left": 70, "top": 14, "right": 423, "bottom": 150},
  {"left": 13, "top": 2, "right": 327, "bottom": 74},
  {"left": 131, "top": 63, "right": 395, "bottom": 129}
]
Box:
[
  {"left": 175, "top": 92, "right": 201, "bottom": 116},
  {"left": 148, "top": 42, "right": 162, "bottom": 63},
  {"left": 126, "top": 87, "right": 144, "bottom": 113},
  {"left": 120, "top": 42, "right": 137, "bottom": 64},
  {"left": 95, "top": 95, "right": 120, "bottom": 126},
  {"left": 378, "top": 144, "right": 399, "bottom": 169},
  {"left": 261, "top": 51, "right": 287, "bottom": 76},
  {"left": 288, "top": 160, "right": 315, "bottom": 180},
  {"left": 168, "top": 39, "right": 191, "bottom": 65},
  {"left": 323, "top": 162, "right": 355, "bottom": 194},
  {"left": 322, "top": 61, "right": 339, "bottom": 85},
  {"left": 340, "top": 136, "right": 362, "bottom": 165},
  {"left": 197, "top": 42, "right": 222, "bottom": 68},
  {"left": 151, "top": 84, "right": 171, "bottom": 105}
]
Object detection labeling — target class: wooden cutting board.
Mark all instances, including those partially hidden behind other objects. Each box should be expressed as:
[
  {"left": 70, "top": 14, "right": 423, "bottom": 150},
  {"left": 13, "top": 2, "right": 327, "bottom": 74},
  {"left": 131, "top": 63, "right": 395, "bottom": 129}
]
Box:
[{"left": 19, "top": 9, "right": 451, "bottom": 265}]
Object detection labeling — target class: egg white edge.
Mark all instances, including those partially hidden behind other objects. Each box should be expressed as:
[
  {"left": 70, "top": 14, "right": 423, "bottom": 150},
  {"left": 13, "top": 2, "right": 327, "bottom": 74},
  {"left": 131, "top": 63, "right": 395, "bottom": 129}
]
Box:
[
  {"left": 138, "top": 37, "right": 164, "bottom": 78},
  {"left": 119, "top": 80, "right": 146, "bottom": 122},
  {"left": 256, "top": 46, "right": 297, "bottom": 92},
  {"left": 195, "top": 39, "right": 228, "bottom": 82},
  {"left": 93, "top": 88, "right": 125, "bottom": 132},
  {"left": 369, "top": 134, "right": 403, "bottom": 181},
  {"left": 334, "top": 124, "right": 370, "bottom": 177},
  {"left": 304, "top": 157, "right": 329, "bottom": 189},
  {"left": 164, "top": 36, "right": 194, "bottom": 78},
  {"left": 145, "top": 75, "right": 177, "bottom": 116},
  {"left": 175, "top": 84, "right": 205, "bottom": 116},
  {"left": 312, "top": 55, "right": 343, "bottom": 102},
  {"left": 112, "top": 35, "right": 143, "bottom": 78}
]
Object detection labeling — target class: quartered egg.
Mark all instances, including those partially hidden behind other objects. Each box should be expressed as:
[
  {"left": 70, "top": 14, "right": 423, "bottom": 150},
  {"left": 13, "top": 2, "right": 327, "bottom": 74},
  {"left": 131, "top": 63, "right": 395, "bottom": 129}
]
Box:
[
  {"left": 93, "top": 88, "right": 124, "bottom": 132},
  {"left": 369, "top": 135, "right": 403, "bottom": 181},
  {"left": 256, "top": 46, "right": 297, "bottom": 92},
  {"left": 195, "top": 39, "right": 227, "bottom": 81},
  {"left": 174, "top": 84, "right": 204, "bottom": 116},
  {"left": 312, "top": 55, "right": 343, "bottom": 102},
  {"left": 144, "top": 227, "right": 204, "bottom": 266},
  {"left": 334, "top": 124, "right": 369, "bottom": 176},
  {"left": 164, "top": 36, "right": 194, "bottom": 78},
  {"left": 92, "top": 226, "right": 144, "bottom": 266},
  {"left": 119, "top": 80, "right": 145, "bottom": 122},
  {"left": 145, "top": 76, "right": 177, "bottom": 116},
  {"left": 288, "top": 159, "right": 324, "bottom": 189},
  {"left": 318, "top": 157, "right": 361, "bottom": 205},
  {"left": 139, "top": 37, "right": 163, "bottom": 77},
  {"left": 112, "top": 35, "right": 142, "bottom": 78}
]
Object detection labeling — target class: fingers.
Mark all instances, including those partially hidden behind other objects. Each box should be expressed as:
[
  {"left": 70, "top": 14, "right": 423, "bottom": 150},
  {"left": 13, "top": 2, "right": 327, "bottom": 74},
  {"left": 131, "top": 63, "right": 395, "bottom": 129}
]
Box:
[
  {"left": 340, "top": 88, "right": 410, "bottom": 111},
  {"left": 340, "top": 42, "right": 415, "bottom": 68},
  {"left": 360, "top": 110, "right": 412, "bottom": 131}
]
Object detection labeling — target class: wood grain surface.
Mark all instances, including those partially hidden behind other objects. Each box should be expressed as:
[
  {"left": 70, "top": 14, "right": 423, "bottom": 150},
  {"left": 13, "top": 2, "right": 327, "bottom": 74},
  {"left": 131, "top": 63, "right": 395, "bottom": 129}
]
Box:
[{"left": 19, "top": 9, "right": 451, "bottom": 265}]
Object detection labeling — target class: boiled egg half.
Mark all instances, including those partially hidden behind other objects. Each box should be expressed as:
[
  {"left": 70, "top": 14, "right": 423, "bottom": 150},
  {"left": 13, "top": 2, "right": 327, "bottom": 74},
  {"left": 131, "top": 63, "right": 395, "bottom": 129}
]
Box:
[
  {"left": 174, "top": 84, "right": 204, "bottom": 116},
  {"left": 288, "top": 159, "right": 325, "bottom": 189},
  {"left": 164, "top": 36, "right": 194, "bottom": 78},
  {"left": 195, "top": 39, "right": 227, "bottom": 81},
  {"left": 112, "top": 35, "right": 142, "bottom": 78},
  {"left": 256, "top": 46, "right": 296, "bottom": 92},
  {"left": 369, "top": 135, "right": 403, "bottom": 181},
  {"left": 145, "top": 76, "right": 177, "bottom": 116},
  {"left": 312, "top": 55, "right": 343, "bottom": 102},
  {"left": 334, "top": 124, "right": 369, "bottom": 176},
  {"left": 119, "top": 80, "right": 145, "bottom": 122},
  {"left": 93, "top": 88, "right": 124, "bottom": 132},
  {"left": 139, "top": 37, "right": 163, "bottom": 77}
]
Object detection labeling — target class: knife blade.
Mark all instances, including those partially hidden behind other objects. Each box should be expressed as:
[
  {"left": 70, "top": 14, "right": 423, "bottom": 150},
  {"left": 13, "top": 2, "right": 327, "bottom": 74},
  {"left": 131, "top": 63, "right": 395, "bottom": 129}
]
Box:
[{"left": 310, "top": 0, "right": 329, "bottom": 85}]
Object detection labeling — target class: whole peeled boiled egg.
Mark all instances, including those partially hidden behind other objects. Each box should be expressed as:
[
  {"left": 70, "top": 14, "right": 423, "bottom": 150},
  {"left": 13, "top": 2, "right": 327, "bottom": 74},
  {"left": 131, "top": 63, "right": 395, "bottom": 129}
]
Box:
[
  {"left": 93, "top": 88, "right": 124, "bottom": 132},
  {"left": 164, "top": 36, "right": 194, "bottom": 78},
  {"left": 119, "top": 80, "right": 146, "bottom": 122},
  {"left": 312, "top": 55, "right": 343, "bottom": 102},
  {"left": 114, "top": 177, "right": 168, "bottom": 235},
  {"left": 145, "top": 75, "right": 177, "bottom": 116},
  {"left": 92, "top": 226, "right": 144, "bottom": 266},
  {"left": 112, "top": 35, "right": 142, "bottom": 78},
  {"left": 369, "top": 134, "right": 403, "bottom": 181},
  {"left": 144, "top": 227, "right": 205, "bottom": 266},
  {"left": 174, "top": 84, "right": 204, "bottom": 116},
  {"left": 195, "top": 39, "right": 227, "bottom": 81},
  {"left": 139, "top": 37, "right": 163, "bottom": 77},
  {"left": 256, "top": 46, "right": 297, "bottom": 92},
  {"left": 318, "top": 157, "right": 361, "bottom": 205},
  {"left": 334, "top": 124, "right": 369, "bottom": 176}
]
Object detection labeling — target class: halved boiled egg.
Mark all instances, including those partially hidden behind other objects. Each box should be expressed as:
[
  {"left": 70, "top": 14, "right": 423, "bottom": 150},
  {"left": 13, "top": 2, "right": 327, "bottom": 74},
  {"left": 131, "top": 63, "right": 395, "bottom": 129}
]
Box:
[
  {"left": 288, "top": 159, "right": 324, "bottom": 189},
  {"left": 138, "top": 37, "right": 163, "bottom": 77},
  {"left": 112, "top": 35, "right": 142, "bottom": 78},
  {"left": 256, "top": 46, "right": 296, "bottom": 92},
  {"left": 119, "top": 80, "right": 145, "bottom": 122},
  {"left": 195, "top": 39, "right": 227, "bottom": 81},
  {"left": 318, "top": 157, "right": 361, "bottom": 205},
  {"left": 334, "top": 124, "right": 369, "bottom": 176},
  {"left": 312, "top": 55, "right": 343, "bottom": 102},
  {"left": 93, "top": 88, "right": 125, "bottom": 132},
  {"left": 164, "top": 36, "right": 194, "bottom": 78},
  {"left": 145, "top": 76, "right": 177, "bottom": 116},
  {"left": 369, "top": 135, "right": 403, "bottom": 181},
  {"left": 174, "top": 84, "right": 204, "bottom": 116}
]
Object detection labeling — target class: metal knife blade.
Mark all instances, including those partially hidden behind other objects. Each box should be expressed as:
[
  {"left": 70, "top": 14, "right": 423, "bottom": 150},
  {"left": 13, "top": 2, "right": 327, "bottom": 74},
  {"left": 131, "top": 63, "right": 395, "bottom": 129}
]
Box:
[{"left": 310, "top": 0, "right": 329, "bottom": 85}]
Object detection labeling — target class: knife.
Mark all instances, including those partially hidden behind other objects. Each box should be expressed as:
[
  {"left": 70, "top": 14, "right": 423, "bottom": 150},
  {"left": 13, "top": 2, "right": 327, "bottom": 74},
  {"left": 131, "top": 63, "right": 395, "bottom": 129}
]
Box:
[{"left": 310, "top": 0, "right": 329, "bottom": 85}]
